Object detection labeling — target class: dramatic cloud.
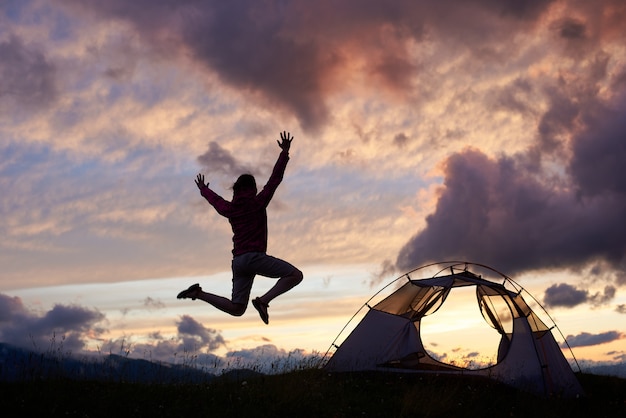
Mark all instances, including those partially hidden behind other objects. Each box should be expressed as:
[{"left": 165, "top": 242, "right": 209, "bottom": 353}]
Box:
[
  {"left": 53, "top": 0, "right": 607, "bottom": 132},
  {"left": 564, "top": 331, "right": 624, "bottom": 348},
  {"left": 396, "top": 88, "right": 626, "bottom": 279},
  {"left": 570, "top": 96, "right": 626, "bottom": 197},
  {"left": 177, "top": 314, "right": 225, "bottom": 352},
  {"left": 544, "top": 283, "right": 616, "bottom": 308},
  {"left": 544, "top": 283, "right": 588, "bottom": 308},
  {"left": 0, "top": 293, "right": 106, "bottom": 353}
]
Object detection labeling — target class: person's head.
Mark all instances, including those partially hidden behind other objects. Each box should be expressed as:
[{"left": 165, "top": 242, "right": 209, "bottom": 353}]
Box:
[{"left": 233, "top": 174, "right": 256, "bottom": 195}]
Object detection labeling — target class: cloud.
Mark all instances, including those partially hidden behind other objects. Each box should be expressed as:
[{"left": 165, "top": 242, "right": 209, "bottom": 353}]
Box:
[
  {"left": 611, "top": 352, "right": 626, "bottom": 363},
  {"left": 0, "top": 35, "right": 57, "bottom": 110},
  {"left": 569, "top": 96, "right": 626, "bottom": 197},
  {"left": 53, "top": 0, "right": 606, "bottom": 132},
  {"left": 92, "top": 314, "right": 227, "bottom": 364},
  {"left": 396, "top": 148, "right": 582, "bottom": 274},
  {"left": 177, "top": 314, "right": 225, "bottom": 351},
  {"left": 180, "top": 3, "right": 343, "bottom": 132},
  {"left": 544, "top": 283, "right": 588, "bottom": 308},
  {"left": 0, "top": 293, "right": 227, "bottom": 363},
  {"left": 588, "top": 286, "right": 617, "bottom": 306},
  {"left": 0, "top": 291, "right": 303, "bottom": 370},
  {"left": 98, "top": 335, "right": 315, "bottom": 371},
  {"left": 142, "top": 297, "right": 166, "bottom": 310},
  {"left": 0, "top": 293, "right": 106, "bottom": 353},
  {"left": 563, "top": 331, "right": 624, "bottom": 348},
  {"left": 0, "top": 0, "right": 621, "bottom": 290},
  {"left": 197, "top": 141, "right": 254, "bottom": 178},
  {"left": 544, "top": 283, "right": 616, "bottom": 308},
  {"left": 554, "top": 18, "right": 587, "bottom": 41},
  {"left": 369, "top": 259, "right": 398, "bottom": 288},
  {"left": 225, "top": 344, "right": 313, "bottom": 372},
  {"left": 395, "top": 88, "right": 626, "bottom": 278}
]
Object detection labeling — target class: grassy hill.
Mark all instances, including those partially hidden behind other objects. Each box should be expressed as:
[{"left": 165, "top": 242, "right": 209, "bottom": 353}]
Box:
[
  {"left": 1, "top": 370, "right": 624, "bottom": 417},
  {"left": 1, "top": 343, "right": 624, "bottom": 417}
]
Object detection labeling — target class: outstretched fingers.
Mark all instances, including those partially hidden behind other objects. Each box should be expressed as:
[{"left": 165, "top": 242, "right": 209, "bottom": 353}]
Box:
[
  {"left": 278, "top": 131, "right": 293, "bottom": 151},
  {"left": 195, "top": 173, "right": 207, "bottom": 189}
]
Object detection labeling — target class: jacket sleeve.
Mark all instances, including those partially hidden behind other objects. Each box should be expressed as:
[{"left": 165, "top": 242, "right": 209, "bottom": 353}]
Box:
[
  {"left": 200, "top": 186, "right": 231, "bottom": 217},
  {"left": 257, "top": 150, "right": 290, "bottom": 205}
]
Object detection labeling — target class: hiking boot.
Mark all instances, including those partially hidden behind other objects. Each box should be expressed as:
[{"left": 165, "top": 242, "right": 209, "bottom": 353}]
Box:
[
  {"left": 252, "top": 298, "right": 269, "bottom": 324},
  {"left": 177, "top": 283, "right": 200, "bottom": 300}
]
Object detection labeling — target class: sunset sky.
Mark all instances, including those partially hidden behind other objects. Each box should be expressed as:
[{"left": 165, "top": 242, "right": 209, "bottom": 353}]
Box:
[{"left": 1, "top": 0, "right": 625, "bottom": 373}]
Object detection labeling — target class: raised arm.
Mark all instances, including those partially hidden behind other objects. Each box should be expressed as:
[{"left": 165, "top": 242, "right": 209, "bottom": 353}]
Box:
[
  {"left": 195, "top": 173, "right": 231, "bottom": 216},
  {"left": 257, "top": 132, "right": 292, "bottom": 204}
]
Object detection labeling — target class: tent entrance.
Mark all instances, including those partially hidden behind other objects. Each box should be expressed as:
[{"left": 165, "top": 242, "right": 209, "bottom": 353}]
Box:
[{"left": 420, "top": 285, "right": 508, "bottom": 369}]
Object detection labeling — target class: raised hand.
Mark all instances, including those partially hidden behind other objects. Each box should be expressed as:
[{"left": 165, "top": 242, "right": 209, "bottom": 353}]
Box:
[
  {"left": 195, "top": 173, "right": 208, "bottom": 190},
  {"left": 277, "top": 131, "right": 293, "bottom": 152}
]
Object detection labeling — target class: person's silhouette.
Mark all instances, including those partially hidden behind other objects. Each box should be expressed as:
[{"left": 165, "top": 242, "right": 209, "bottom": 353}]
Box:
[{"left": 177, "top": 131, "right": 303, "bottom": 324}]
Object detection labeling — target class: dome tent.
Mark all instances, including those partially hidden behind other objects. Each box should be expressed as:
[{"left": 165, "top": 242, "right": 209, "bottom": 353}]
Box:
[{"left": 323, "top": 262, "right": 583, "bottom": 397}]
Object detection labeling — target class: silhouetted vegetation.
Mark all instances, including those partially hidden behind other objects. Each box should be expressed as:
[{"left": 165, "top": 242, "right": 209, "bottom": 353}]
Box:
[
  {"left": 1, "top": 343, "right": 624, "bottom": 417},
  {"left": 1, "top": 370, "right": 625, "bottom": 417}
]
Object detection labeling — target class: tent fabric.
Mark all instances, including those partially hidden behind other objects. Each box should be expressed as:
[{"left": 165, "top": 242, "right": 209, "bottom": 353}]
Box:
[{"left": 324, "top": 266, "right": 583, "bottom": 397}]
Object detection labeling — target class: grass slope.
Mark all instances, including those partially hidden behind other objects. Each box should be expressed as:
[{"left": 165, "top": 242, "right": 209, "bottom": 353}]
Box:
[{"left": 1, "top": 370, "right": 624, "bottom": 417}]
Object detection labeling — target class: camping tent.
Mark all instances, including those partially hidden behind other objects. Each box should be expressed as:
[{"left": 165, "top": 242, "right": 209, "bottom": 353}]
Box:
[{"left": 323, "top": 262, "right": 583, "bottom": 397}]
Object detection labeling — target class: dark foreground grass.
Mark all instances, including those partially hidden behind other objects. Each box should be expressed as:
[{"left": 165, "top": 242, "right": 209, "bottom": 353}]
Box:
[{"left": 1, "top": 370, "right": 624, "bottom": 417}]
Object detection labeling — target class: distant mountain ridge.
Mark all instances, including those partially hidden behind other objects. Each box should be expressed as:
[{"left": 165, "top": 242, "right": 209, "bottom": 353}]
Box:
[
  {"left": 2, "top": 342, "right": 624, "bottom": 383},
  {"left": 582, "top": 362, "right": 626, "bottom": 379},
  {"left": 0, "top": 343, "right": 261, "bottom": 383}
]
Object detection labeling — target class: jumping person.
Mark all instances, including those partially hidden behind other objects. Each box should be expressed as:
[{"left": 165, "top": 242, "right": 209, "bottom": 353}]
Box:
[{"left": 177, "top": 131, "right": 303, "bottom": 324}]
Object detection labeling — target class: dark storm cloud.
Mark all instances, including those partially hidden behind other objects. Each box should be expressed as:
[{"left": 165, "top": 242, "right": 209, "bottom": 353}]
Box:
[
  {"left": 0, "top": 35, "right": 57, "bottom": 108},
  {"left": 56, "top": 0, "right": 568, "bottom": 132},
  {"left": 396, "top": 144, "right": 626, "bottom": 276},
  {"left": 397, "top": 148, "right": 599, "bottom": 275},
  {"left": 570, "top": 97, "right": 626, "bottom": 197},
  {"left": 197, "top": 141, "right": 254, "bottom": 178},
  {"left": 0, "top": 293, "right": 106, "bottom": 352},
  {"left": 544, "top": 283, "right": 588, "bottom": 308},
  {"left": 177, "top": 314, "right": 225, "bottom": 351},
  {"left": 563, "top": 331, "right": 624, "bottom": 348},
  {"left": 544, "top": 283, "right": 616, "bottom": 308},
  {"left": 396, "top": 85, "right": 626, "bottom": 278},
  {"left": 179, "top": 1, "right": 340, "bottom": 132}
]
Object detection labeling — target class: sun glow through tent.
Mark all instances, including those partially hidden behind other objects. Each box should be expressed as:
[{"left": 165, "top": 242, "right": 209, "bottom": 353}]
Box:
[{"left": 323, "top": 262, "right": 584, "bottom": 397}]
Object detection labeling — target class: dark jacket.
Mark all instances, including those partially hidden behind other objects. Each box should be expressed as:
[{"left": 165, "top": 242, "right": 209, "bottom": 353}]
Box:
[{"left": 200, "top": 150, "right": 290, "bottom": 256}]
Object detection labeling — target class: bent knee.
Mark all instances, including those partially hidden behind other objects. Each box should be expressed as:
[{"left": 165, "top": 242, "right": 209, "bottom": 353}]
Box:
[
  {"left": 232, "top": 303, "right": 247, "bottom": 316},
  {"left": 290, "top": 268, "right": 304, "bottom": 285}
]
